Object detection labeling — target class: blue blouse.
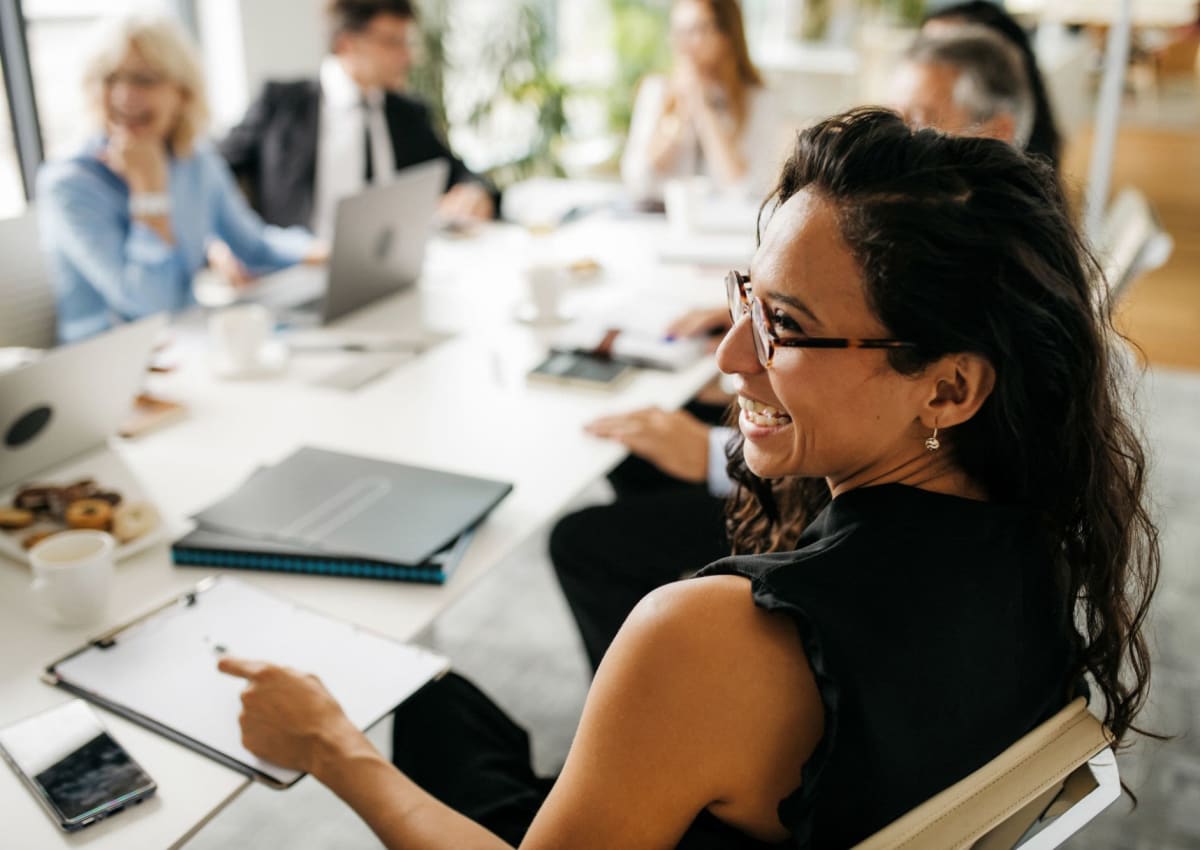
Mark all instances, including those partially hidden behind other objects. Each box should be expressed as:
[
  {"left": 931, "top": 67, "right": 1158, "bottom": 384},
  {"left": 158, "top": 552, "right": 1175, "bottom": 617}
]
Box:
[{"left": 37, "top": 138, "right": 313, "bottom": 342}]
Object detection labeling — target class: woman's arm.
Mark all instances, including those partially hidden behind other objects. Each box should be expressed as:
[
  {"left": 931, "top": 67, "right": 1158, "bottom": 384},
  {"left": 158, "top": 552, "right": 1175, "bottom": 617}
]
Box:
[
  {"left": 621, "top": 76, "right": 679, "bottom": 200},
  {"left": 220, "top": 575, "right": 822, "bottom": 850},
  {"left": 689, "top": 86, "right": 749, "bottom": 188},
  {"left": 205, "top": 147, "right": 314, "bottom": 274},
  {"left": 218, "top": 659, "right": 511, "bottom": 850}
]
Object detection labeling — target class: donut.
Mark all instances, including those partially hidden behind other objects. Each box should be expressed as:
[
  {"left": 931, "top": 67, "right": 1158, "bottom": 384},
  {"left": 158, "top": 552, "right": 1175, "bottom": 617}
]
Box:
[
  {"left": 112, "top": 501, "right": 160, "bottom": 543},
  {"left": 65, "top": 498, "right": 114, "bottom": 531},
  {"left": 0, "top": 508, "right": 35, "bottom": 530}
]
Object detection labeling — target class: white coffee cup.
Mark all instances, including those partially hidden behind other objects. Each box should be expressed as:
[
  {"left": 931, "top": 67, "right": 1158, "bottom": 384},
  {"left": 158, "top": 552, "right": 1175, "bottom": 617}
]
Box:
[
  {"left": 209, "top": 303, "right": 272, "bottom": 370},
  {"left": 664, "top": 176, "right": 714, "bottom": 236},
  {"left": 525, "top": 263, "right": 565, "bottom": 324},
  {"left": 29, "top": 530, "right": 116, "bottom": 627}
]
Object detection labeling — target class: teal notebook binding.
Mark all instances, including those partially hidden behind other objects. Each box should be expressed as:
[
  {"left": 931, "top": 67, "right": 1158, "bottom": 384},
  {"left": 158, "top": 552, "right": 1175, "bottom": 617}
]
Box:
[{"left": 171, "top": 526, "right": 475, "bottom": 584}]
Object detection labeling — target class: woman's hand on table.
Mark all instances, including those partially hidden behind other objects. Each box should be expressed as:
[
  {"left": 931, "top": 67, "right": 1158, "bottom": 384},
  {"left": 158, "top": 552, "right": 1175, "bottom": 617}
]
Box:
[{"left": 586, "top": 407, "right": 711, "bottom": 483}]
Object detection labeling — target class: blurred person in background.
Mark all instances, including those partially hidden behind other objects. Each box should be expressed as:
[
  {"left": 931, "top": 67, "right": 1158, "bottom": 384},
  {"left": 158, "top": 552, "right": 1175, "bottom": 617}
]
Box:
[
  {"left": 37, "top": 16, "right": 320, "bottom": 343},
  {"left": 921, "top": 0, "right": 1063, "bottom": 169},
  {"left": 620, "top": 0, "right": 786, "bottom": 205},
  {"left": 890, "top": 24, "right": 1036, "bottom": 152},
  {"left": 220, "top": 0, "right": 496, "bottom": 241}
]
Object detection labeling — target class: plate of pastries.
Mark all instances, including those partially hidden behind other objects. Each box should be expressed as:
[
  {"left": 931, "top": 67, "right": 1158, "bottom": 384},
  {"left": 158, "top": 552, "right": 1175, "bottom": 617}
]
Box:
[{"left": 0, "top": 475, "right": 164, "bottom": 565}]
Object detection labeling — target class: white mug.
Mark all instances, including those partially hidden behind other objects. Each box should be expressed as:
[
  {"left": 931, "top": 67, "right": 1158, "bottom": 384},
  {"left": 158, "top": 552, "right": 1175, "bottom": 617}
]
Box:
[
  {"left": 209, "top": 303, "right": 272, "bottom": 370},
  {"left": 525, "top": 263, "right": 564, "bottom": 324},
  {"left": 30, "top": 530, "right": 116, "bottom": 627}
]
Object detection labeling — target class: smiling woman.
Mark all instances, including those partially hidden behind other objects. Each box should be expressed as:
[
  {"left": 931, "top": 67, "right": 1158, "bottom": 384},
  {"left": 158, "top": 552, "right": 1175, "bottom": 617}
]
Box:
[
  {"left": 35, "top": 16, "right": 319, "bottom": 343},
  {"left": 217, "top": 108, "right": 1158, "bottom": 850}
]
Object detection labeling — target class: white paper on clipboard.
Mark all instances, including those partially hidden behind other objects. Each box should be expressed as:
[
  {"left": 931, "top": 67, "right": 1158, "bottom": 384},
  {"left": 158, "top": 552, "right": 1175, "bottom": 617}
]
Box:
[{"left": 46, "top": 577, "right": 448, "bottom": 786}]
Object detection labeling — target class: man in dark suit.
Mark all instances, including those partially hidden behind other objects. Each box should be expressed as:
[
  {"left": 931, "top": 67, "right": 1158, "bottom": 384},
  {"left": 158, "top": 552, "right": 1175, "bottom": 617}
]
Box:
[{"left": 219, "top": 0, "right": 495, "bottom": 239}]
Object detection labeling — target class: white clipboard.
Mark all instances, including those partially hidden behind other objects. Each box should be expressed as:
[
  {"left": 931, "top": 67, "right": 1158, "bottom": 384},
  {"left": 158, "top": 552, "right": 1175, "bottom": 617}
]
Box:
[{"left": 43, "top": 577, "right": 449, "bottom": 787}]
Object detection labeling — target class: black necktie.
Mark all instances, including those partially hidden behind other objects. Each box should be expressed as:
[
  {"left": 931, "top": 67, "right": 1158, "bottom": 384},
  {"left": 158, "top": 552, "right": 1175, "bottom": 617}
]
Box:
[{"left": 362, "top": 100, "right": 374, "bottom": 183}]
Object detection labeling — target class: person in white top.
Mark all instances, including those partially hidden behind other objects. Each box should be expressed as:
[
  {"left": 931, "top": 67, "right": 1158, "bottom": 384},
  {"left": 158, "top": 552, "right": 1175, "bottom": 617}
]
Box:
[{"left": 621, "top": 0, "right": 783, "bottom": 205}]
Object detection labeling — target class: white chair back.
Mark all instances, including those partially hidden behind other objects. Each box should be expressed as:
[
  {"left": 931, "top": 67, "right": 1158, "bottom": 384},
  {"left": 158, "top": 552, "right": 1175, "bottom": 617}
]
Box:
[
  {"left": 1095, "top": 187, "right": 1174, "bottom": 307},
  {"left": 0, "top": 208, "right": 57, "bottom": 348}
]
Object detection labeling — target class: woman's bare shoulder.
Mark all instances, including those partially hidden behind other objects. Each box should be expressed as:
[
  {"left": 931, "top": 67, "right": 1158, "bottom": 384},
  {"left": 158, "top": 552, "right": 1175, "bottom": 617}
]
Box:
[{"left": 525, "top": 574, "right": 822, "bottom": 848}]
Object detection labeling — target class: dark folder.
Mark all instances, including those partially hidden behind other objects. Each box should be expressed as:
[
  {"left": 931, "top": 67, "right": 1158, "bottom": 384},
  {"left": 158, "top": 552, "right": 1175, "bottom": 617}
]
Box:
[{"left": 171, "top": 446, "right": 511, "bottom": 583}]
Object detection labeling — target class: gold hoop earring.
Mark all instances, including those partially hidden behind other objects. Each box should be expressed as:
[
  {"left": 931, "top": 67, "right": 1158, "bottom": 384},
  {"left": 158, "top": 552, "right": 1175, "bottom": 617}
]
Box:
[{"left": 924, "top": 425, "right": 940, "bottom": 452}]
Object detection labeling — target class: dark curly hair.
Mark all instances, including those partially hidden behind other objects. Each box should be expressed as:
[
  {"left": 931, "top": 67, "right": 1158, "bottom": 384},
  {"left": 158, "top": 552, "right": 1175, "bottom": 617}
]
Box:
[{"left": 725, "top": 108, "right": 1159, "bottom": 753}]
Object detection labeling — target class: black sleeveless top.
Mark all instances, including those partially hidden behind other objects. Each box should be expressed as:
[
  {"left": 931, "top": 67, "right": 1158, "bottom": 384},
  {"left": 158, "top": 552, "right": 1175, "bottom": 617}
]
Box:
[{"left": 693, "top": 484, "right": 1077, "bottom": 849}]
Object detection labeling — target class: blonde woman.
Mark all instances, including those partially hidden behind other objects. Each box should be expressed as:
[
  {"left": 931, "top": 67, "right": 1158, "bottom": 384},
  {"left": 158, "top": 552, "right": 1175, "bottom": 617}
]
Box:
[
  {"left": 37, "top": 17, "right": 321, "bottom": 343},
  {"left": 621, "top": 0, "right": 783, "bottom": 204}
]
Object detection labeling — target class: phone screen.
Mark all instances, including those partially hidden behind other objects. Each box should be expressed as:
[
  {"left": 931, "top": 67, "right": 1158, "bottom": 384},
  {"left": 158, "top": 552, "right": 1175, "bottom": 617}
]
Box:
[
  {"left": 528, "top": 351, "right": 632, "bottom": 386},
  {"left": 0, "top": 700, "right": 156, "bottom": 830}
]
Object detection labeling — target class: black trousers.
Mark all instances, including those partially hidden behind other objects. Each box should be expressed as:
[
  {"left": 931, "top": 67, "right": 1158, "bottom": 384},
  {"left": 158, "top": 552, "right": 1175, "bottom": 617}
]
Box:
[
  {"left": 550, "top": 401, "right": 732, "bottom": 671},
  {"left": 391, "top": 672, "right": 781, "bottom": 849}
]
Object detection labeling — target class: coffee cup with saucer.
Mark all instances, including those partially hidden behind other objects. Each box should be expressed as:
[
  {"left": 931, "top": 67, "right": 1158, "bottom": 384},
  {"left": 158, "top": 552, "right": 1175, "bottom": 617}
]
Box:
[{"left": 208, "top": 304, "right": 287, "bottom": 379}]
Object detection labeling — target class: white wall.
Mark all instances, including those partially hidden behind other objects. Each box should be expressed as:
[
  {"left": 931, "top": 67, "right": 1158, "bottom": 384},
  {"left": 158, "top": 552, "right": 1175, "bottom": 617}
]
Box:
[{"left": 198, "top": 0, "right": 326, "bottom": 133}]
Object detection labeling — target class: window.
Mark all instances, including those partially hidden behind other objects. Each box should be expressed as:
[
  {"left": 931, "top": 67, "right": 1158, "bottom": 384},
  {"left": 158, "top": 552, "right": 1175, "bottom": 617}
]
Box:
[
  {"left": 23, "top": 0, "right": 175, "bottom": 159},
  {"left": 0, "top": 67, "right": 25, "bottom": 217}
]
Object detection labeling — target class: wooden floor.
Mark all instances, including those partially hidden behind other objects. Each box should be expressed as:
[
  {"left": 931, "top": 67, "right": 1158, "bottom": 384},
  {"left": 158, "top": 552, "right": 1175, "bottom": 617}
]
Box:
[{"left": 1063, "top": 124, "right": 1200, "bottom": 371}]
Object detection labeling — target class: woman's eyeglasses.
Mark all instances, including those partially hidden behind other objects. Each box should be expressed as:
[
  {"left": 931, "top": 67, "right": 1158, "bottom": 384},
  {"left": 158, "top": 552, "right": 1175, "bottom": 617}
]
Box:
[{"left": 725, "top": 270, "right": 917, "bottom": 367}]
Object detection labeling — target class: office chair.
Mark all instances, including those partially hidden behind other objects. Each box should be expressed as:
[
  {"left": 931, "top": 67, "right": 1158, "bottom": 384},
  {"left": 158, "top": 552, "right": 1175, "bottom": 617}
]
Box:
[
  {"left": 1095, "top": 186, "right": 1174, "bottom": 307},
  {"left": 0, "top": 208, "right": 57, "bottom": 348},
  {"left": 853, "top": 697, "right": 1119, "bottom": 850}
]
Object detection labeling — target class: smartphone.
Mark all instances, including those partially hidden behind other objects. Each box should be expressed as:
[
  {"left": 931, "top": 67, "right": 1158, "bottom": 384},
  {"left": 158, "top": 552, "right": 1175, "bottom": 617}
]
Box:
[
  {"left": 0, "top": 700, "right": 156, "bottom": 831},
  {"left": 527, "top": 351, "right": 633, "bottom": 390}
]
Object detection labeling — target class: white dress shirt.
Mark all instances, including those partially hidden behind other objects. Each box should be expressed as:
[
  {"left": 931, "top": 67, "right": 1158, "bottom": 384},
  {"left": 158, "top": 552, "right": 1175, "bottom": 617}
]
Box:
[{"left": 312, "top": 56, "right": 397, "bottom": 239}]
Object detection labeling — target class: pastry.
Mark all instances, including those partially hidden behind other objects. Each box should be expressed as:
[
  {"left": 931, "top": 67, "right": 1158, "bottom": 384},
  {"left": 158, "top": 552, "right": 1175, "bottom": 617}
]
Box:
[
  {"left": 14, "top": 485, "right": 57, "bottom": 513},
  {"left": 21, "top": 530, "right": 57, "bottom": 550},
  {"left": 65, "top": 498, "right": 114, "bottom": 531},
  {"left": 568, "top": 257, "right": 602, "bottom": 278},
  {"left": 60, "top": 478, "right": 99, "bottom": 505},
  {"left": 112, "top": 501, "right": 160, "bottom": 543},
  {"left": 0, "top": 508, "right": 35, "bottom": 530}
]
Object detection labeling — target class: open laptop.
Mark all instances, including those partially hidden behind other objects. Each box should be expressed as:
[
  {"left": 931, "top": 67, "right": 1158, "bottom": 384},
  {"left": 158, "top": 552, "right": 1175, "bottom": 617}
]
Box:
[
  {"left": 251, "top": 158, "right": 450, "bottom": 325},
  {"left": 0, "top": 314, "right": 166, "bottom": 489}
]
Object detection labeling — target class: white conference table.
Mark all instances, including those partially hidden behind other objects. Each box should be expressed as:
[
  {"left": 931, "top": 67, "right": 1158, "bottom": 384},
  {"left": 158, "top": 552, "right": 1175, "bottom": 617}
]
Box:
[{"left": 0, "top": 212, "right": 740, "bottom": 849}]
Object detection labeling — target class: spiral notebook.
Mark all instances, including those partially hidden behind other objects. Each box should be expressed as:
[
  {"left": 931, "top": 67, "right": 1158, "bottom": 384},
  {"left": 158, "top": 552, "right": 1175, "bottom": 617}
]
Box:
[{"left": 172, "top": 525, "right": 475, "bottom": 583}]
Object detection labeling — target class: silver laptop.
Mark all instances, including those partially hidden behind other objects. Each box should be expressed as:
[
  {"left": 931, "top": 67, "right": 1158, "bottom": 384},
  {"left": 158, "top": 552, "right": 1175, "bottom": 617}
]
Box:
[
  {"left": 253, "top": 158, "right": 451, "bottom": 325},
  {"left": 0, "top": 314, "right": 166, "bottom": 489}
]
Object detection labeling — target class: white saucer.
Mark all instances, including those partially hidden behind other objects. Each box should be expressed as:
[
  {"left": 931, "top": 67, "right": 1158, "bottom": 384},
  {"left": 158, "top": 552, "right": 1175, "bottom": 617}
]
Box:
[{"left": 210, "top": 340, "right": 289, "bottom": 380}]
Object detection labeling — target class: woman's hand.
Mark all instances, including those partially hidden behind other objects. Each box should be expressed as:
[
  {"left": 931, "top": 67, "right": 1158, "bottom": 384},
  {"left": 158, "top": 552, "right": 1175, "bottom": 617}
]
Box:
[
  {"left": 668, "top": 60, "right": 705, "bottom": 118},
  {"left": 439, "top": 183, "right": 494, "bottom": 222},
  {"left": 218, "top": 657, "right": 368, "bottom": 776},
  {"left": 206, "top": 240, "right": 254, "bottom": 288},
  {"left": 666, "top": 306, "right": 733, "bottom": 352},
  {"left": 586, "top": 407, "right": 712, "bottom": 483},
  {"left": 101, "top": 128, "right": 168, "bottom": 194}
]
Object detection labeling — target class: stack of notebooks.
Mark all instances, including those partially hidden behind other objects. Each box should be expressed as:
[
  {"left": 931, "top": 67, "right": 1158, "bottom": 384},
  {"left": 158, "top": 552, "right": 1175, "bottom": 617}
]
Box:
[{"left": 172, "top": 447, "right": 512, "bottom": 583}]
